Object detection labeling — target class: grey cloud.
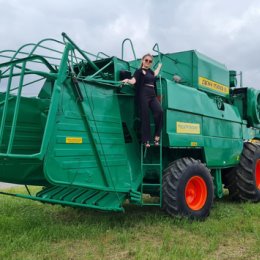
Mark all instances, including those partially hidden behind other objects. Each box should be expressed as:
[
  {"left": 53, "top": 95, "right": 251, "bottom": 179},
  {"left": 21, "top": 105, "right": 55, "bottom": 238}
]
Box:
[
  {"left": 0, "top": 0, "right": 260, "bottom": 88},
  {"left": 147, "top": 0, "right": 260, "bottom": 87}
]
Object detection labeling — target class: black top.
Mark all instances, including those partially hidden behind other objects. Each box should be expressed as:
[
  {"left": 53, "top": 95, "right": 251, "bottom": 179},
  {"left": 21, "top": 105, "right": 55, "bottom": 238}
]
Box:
[
  {"left": 144, "top": 69, "right": 155, "bottom": 85},
  {"left": 133, "top": 68, "right": 156, "bottom": 99}
]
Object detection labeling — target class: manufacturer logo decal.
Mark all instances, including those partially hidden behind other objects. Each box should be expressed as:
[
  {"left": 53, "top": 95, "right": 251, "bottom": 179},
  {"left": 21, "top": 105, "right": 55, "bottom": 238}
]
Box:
[{"left": 199, "top": 76, "right": 229, "bottom": 95}]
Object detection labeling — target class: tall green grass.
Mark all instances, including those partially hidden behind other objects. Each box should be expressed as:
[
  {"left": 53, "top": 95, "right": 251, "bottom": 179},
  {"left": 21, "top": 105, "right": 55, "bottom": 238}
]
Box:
[{"left": 0, "top": 187, "right": 259, "bottom": 260}]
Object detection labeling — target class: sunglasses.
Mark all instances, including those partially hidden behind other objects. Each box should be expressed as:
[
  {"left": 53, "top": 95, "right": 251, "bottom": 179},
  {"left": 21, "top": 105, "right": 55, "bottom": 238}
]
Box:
[{"left": 144, "top": 58, "right": 153, "bottom": 64}]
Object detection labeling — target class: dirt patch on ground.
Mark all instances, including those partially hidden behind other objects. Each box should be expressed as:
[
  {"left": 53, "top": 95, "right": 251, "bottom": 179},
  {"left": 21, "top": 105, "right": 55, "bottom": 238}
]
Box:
[
  {"left": 211, "top": 237, "right": 258, "bottom": 260},
  {"left": 0, "top": 182, "right": 20, "bottom": 189}
]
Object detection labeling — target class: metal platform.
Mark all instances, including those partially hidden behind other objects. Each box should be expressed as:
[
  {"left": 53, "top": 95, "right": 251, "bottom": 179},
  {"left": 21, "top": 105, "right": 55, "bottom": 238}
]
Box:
[{"left": 17, "top": 185, "right": 128, "bottom": 212}]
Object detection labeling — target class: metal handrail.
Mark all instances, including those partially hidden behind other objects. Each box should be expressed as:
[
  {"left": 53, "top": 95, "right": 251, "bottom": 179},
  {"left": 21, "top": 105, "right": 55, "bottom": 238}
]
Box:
[
  {"left": 152, "top": 43, "right": 162, "bottom": 63},
  {"left": 0, "top": 52, "right": 63, "bottom": 157},
  {"left": 62, "top": 32, "right": 102, "bottom": 76},
  {"left": 96, "top": 52, "right": 110, "bottom": 60},
  {"left": 121, "top": 38, "right": 138, "bottom": 68},
  {"left": 0, "top": 55, "right": 57, "bottom": 72},
  {"left": 7, "top": 62, "right": 26, "bottom": 153},
  {"left": 0, "top": 64, "right": 14, "bottom": 148}
]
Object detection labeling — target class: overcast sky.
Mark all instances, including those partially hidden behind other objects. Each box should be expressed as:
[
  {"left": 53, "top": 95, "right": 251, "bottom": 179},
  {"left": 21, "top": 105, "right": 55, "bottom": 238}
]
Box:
[{"left": 1, "top": 0, "right": 260, "bottom": 88}]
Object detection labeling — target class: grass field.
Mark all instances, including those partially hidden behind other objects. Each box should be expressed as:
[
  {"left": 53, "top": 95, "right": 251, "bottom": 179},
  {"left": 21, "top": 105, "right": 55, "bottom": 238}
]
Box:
[{"left": 0, "top": 187, "right": 259, "bottom": 260}]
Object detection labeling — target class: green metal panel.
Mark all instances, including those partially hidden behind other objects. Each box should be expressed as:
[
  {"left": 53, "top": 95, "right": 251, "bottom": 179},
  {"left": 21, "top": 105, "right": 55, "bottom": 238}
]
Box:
[
  {"left": 156, "top": 50, "right": 230, "bottom": 98},
  {"left": 0, "top": 157, "right": 47, "bottom": 185},
  {"left": 195, "top": 51, "right": 230, "bottom": 97},
  {"left": 166, "top": 80, "right": 203, "bottom": 114},
  {"left": 212, "top": 169, "right": 223, "bottom": 198},
  {"left": 203, "top": 118, "right": 242, "bottom": 138},
  {"left": 165, "top": 79, "right": 243, "bottom": 166},
  {"left": 0, "top": 97, "right": 46, "bottom": 154},
  {"left": 44, "top": 79, "right": 133, "bottom": 192},
  {"left": 0, "top": 96, "right": 49, "bottom": 184},
  {"left": 117, "top": 94, "right": 142, "bottom": 190},
  {"left": 159, "top": 51, "right": 194, "bottom": 87},
  {"left": 247, "top": 88, "right": 260, "bottom": 128},
  {"left": 166, "top": 110, "right": 204, "bottom": 147},
  {"left": 203, "top": 137, "right": 242, "bottom": 167}
]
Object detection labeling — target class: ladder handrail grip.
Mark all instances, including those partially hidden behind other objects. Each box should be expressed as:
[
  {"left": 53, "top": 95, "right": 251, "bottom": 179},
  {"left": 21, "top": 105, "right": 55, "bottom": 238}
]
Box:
[{"left": 152, "top": 43, "right": 162, "bottom": 63}]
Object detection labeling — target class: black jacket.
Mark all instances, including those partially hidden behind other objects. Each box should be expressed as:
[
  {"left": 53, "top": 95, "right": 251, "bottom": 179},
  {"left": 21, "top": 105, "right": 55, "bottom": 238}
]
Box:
[{"left": 133, "top": 68, "right": 157, "bottom": 101}]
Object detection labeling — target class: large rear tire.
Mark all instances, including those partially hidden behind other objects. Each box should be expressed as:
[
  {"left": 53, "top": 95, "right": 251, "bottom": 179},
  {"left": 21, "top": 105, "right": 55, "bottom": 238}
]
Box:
[
  {"left": 224, "top": 142, "right": 260, "bottom": 201},
  {"left": 163, "top": 157, "right": 214, "bottom": 220}
]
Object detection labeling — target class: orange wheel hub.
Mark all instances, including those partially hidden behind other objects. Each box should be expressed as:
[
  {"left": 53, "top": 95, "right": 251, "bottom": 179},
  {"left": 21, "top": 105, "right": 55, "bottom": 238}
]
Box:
[
  {"left": 255, "top": 160, "right": 260, "bottom": 190},
  {"left": 185, "top": 176, "right": 207, "bottom": 210}
]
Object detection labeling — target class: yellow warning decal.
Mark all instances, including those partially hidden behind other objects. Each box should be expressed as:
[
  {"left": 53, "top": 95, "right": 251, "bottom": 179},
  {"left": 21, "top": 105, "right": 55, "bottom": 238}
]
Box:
[
  {"left": 66, "top": 137, "right": 83, "bottom": 144},
  {"left": 199, "top": 76, "right": 229, "bottom": 95},
  {"left": 176, "top": 122, "right": 201, "bottom": 134},
  {"left": 191, "top": 142, "right": 198, "bottom": 147}
]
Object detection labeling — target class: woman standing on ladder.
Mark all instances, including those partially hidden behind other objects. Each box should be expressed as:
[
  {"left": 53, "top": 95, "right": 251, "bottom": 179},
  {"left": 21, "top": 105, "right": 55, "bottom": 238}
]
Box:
[{"left": 122, "top": 54, "right": 163, "bottom": 148}]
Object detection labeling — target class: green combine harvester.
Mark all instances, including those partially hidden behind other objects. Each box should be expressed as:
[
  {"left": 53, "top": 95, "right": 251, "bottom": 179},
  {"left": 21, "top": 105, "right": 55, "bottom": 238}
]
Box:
[{"left": 0, "top": 33, "right": 259, "bottom": 219}]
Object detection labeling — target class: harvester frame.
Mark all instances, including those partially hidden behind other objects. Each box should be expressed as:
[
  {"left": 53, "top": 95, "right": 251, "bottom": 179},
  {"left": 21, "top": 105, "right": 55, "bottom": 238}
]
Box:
[{"left": 0, "top": 33, "right": 259, "bottom": 219}]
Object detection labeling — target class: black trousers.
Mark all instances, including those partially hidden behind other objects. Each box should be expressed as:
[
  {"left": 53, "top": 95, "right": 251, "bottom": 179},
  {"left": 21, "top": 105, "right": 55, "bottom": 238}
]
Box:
[{"left": 139, "top": 86, "right": 163, "bottom": 143}]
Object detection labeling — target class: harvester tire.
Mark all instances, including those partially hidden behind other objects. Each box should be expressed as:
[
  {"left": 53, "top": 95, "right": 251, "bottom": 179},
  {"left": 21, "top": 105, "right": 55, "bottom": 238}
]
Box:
[
  {"left": 162, "top": 157, "right": 214, "bottom": 219},
  {"left": 224, "top": 142, "right": 260, "bottom": 202}
]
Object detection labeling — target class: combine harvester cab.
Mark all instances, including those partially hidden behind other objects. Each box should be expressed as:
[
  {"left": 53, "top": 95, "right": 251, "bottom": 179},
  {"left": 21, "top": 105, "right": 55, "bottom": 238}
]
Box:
[{"left": 0, "top": 33, "right": 260, "bottom": 219}]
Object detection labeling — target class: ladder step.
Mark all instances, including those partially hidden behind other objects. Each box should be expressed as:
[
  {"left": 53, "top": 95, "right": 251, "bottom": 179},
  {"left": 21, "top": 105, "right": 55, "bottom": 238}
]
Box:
[
  {"left": 142, "top": 183, "right": 160, "bottom": 187},
  {"left": 142, "top": 163, "right": 161, "bottom": 166},
  {"left": 142, "top": 202, "right": 161, "bottom": 206},
  {"left": 143, "top": 144, "right": 160, "bottom": 148},
  {"left": 140, "top": 132, "right": 162, "bottom": 207}
]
